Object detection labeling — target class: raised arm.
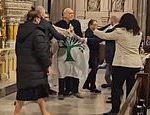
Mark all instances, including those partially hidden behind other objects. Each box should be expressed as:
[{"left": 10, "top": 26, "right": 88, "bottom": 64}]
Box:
[{"left": 94, "top": 29, "right": 121, "bottom": 41}]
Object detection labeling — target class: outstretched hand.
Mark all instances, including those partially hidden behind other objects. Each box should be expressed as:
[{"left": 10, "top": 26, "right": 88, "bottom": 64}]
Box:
[{"left": 47, "top": 66, "right": 53, "bottom": 76}]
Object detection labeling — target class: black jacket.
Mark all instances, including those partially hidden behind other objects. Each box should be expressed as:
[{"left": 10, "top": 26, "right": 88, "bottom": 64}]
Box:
[
  {"left": 39, "top": 19, "right": 65, "bottom": 41},
  {"left": 15, "top": 21, "right": 51, "bottom": 89},
  {"left": 99, "top": 24, "right": 116, "bottom": 64},
  {"left": 85, "top": 28, "right": 102, "bottom": 68},
  {"left": 55, "top": 19, "right": 83, "bottom": 37}
]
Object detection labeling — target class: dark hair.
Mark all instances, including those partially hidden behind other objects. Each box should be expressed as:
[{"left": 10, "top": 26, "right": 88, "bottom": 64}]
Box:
[
  {"left": 26, "top": 6, "right": 39, "bottom": 21},
  {"left": 62, "top": 8, "right": 65, "bottom": 16},
  {"left": 88, "top": 19, "right": 97, "bottom": 28},
  {"left": 117, "top": 13, "right": 140, "bottom": 36}
]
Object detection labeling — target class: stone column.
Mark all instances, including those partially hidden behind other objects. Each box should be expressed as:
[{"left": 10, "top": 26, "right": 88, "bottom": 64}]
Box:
[
  {"left": 50, "top": 0, "right": 76, "bottom": 22},
  {"left": 50, "top": 0, "right": 64, "bottom": 22},
  {"left": 34, "top": 0, "right": 44, "bottom": 7},
  {"left": 124, "top": 0, "right": 133, "bottom": 12},
  {"left": 136, "top": 0, "right": 147, "bottom": 40},
  {"left": 146, "top": 0, "right": 150, "bottom": 36},
  {"left": 7, "top": 18, "right": 14, "bottom": 40},
  {"left": 44, "top": 0, "right": 48, "bottom": 12},
  {"left": 75, "top": 0, "right": 85, "bottom": 19},
  {"left": 13, "top": 19, "right": 19, "bottom": 40},
  {"left": 101, "top": 0, "right": 109, "bottom": 12}
]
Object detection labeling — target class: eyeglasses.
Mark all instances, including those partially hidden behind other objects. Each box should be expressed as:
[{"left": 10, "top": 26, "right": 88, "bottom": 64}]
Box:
[
  {"left": 69, "top": 12, "right": 74, "bottom": 15},
  {"left": 93, "top": 23, "right": 98, "bottom": 26}
]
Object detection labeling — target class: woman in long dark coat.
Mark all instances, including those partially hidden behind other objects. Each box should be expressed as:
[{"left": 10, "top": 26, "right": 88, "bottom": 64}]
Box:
[{"left": 14, "top": 8, "right": 51, "bottom": 115}]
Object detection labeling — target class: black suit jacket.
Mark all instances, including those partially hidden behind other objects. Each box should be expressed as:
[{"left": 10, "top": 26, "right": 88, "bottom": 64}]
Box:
[
  {"left": 99, "top": 24, "right": 116, "bottom": 64},
  {"left": 85, "top": 28, "right": 102, "bottom": 68},
  {"left": 39, "top": 19, "right": 65, "bottom": 41},
  {"left": 55, "top": 19, "right": 83, "bottom": 37}
]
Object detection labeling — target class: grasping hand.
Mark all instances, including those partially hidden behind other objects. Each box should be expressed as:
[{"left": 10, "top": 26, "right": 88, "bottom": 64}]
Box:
[
  {"left": 47, "top": 66, "right": 53, "bottom": 76},
  {"left": 79, "top": 37, "right": 87, "bottom": 44}
]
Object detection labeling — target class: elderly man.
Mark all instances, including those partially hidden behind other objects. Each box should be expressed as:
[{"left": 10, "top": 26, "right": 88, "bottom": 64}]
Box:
[
  {"left": 55, "top": 8, "right": 84, "bottom": 99},
  {"left": 36, "top": 6, "right": 65, "bottom": 41},
  {"left": 36, "top": 6, "right": 66, "bottom": 95},
  {"left": 55, "top": 8, "right": 83, "bottom": 37},
  {"left": 100, "top": 16, "right": 119, "bottom": 89}
]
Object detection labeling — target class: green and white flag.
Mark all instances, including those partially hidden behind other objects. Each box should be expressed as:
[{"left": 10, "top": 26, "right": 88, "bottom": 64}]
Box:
[{"left": 51, "top": 35, "right": 89, "bottom": 80}]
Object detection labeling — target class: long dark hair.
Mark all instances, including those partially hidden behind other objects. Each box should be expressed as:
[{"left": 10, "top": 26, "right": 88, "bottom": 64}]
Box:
[{"left": 117, "top": 13, "right": 140, "bottom": 36}]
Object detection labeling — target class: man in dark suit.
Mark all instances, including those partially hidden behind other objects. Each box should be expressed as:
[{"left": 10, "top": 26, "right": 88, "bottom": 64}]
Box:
[
  {"left": 83, "top": 19, "right": 102, "bottom": 93},
  {"left": 100, "top": 16, "right": 119, "bottom": 89}
]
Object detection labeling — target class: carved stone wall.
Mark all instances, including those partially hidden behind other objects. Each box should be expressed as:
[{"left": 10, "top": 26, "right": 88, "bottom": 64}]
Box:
[
  {"left": 75, "top": 0, "right": 148, "bottom": 33},
  {"left": 50, "top": 0, "right": 75, "bottom": 23},
  {"left": 2, "top": 0, "right": 33, "bottom": 21}
]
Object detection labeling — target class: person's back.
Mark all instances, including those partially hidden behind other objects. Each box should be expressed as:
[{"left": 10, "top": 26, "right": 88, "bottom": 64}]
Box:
[
  {"left": 16, "top": 20, "right": 50, "bottom": 89},
  {"left": 94, "top": 27, "right": 142, "bottom": 68},
  {"left": 111, "top": 28, "right": 142, "bottom": 67},
  {"left": 94, "top": 13, "right": 143, "bottom": 115},
  {"left": 39, "top": 19, "right": 65, "bottom": 41}
]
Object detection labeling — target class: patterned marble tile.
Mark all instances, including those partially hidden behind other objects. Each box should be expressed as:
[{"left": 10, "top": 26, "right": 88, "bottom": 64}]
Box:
[{"left": 1, "top": 69, "right": 139, "bottom": 115}]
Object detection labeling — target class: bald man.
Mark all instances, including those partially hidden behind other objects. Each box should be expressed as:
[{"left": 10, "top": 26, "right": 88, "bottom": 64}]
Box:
[
  {"left": 100, "top": 16, "right": 119, "bottom": 91},
  {"left": 36, "top": 6, "right": 65, "bottom": 41},
  {"left": 55, "top": 8, "right": 83, "bottom": 37},
  {"left": 55, "top": 8, "right": 83, "bottom": 99}
]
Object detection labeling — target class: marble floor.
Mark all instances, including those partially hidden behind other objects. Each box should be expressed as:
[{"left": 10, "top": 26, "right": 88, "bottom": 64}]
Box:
[{"left": 0, "top": 69, "right": 149, "bottom": 115}]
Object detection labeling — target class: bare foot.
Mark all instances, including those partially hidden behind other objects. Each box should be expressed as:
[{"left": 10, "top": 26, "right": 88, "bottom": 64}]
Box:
[{"left": 43, "top": 112, "right": 52, "bottom": 115}]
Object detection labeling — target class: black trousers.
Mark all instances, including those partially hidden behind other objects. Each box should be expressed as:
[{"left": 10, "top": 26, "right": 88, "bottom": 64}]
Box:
[
  {"left": 58, "top": 78, "right": 65, "bottom": 95},
  {"left": 83, "top": 57, "right": 98, "bottom": 90},
  {"left": 58, "top": 77, "right": 79, "bottom": 95},
  {"left": 104, "top": 63, "right": 112, "bottom": 86},
  {"left": 65, "top": 77, "right": 79, "bottom": 94},
  {"left": 111, "top": 66, "right": 140, "bottom": 113}
]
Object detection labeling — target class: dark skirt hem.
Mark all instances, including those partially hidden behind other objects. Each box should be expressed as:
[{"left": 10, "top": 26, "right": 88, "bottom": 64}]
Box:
[{"left": 16, "top": 84, "right": 50, "bottom": 101}]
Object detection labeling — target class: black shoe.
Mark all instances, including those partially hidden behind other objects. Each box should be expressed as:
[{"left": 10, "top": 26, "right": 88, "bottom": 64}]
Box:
[
  {"left": 90, "top": 89, "right": 101, "bottom": 93},
  {"left": 58, "top": 95, "right": 64, "bottom": 100},
  {"left": 49, "top": 89, "right": 57, "bottom": 95},
  {"left": 103, "top": 111, "right": 118, "bottom": 115},
  {"left": 106, "top": 100, "right": 112, "bottom": 103},
  {"left": 63, "top": 92, "right": 71, "bottom": 97},
  {"left": 101, "top": 84, "right": 111, "bottom": 88},
  {"left": 108, "top": 97, "right": 112, "bottom": 100},
  {"left": 14, "top": 101, "right": 16, "bottom": 106},
  {"left": 82, "top": 85, "right": 90, "bottom": 90}
]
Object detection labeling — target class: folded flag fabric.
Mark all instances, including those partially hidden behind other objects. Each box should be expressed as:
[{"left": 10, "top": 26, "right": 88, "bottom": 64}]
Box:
[{"left": 51, "top": 34, "right": 89, "bottom": 79}]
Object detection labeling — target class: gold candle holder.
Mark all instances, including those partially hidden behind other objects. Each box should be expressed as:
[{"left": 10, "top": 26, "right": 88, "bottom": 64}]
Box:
[
  {"left": 13, "top": 22, "right": 19, "bottom": 40},
  {"left": 7, "top": 20, "right": 14, "bottom": 40}
]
